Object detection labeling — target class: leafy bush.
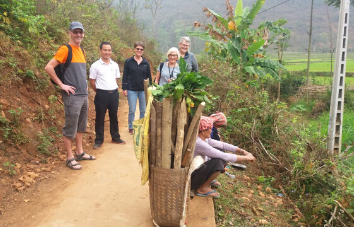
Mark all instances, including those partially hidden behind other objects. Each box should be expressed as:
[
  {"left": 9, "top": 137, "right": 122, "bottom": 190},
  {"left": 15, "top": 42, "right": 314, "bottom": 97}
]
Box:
[
  {"left": 0, "top": 0, "right": 50, "bottom": 47},
  {"left": 188, "top": 0, "right": 286, "bottom": 82},
  {"left": 0, "top": 107, "right": 29, "bottom": 144},
  {"left": 37, "top": 129, "right": 56, "bottom": 155},
  {"left": 2, "top": 161, "right": 16, "bottom": 175},
  {"left": 266, "top": 72, "right": 305, "bottom": 101}
]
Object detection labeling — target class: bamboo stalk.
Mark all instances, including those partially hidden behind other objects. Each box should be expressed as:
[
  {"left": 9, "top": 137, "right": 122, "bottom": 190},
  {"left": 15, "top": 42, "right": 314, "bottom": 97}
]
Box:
[
  {"left": 171, "top": 140, "right": 175, "bottom": 154},
  {"left": 143, "top": 79, "right": 149, "bottom": 106},
  {"left": 150, "top": 103, "right": 156, "bottom": 167},
  {"left": 171, "top": 99, "right": 181, "bottom": 145},
  {"left": 181, "top": 148, "right": 192, "bottom": 167},
  {"left": 174, "top": 98, "right": 187, "bottom": 169},
  {"left": 161, "top": 98, "right": 173, "bottom": 169},
  {"left": 182, "top": 102, "right": 205, "bottom": 157},
  {"left": 186, "top": 118, "right": 202, "bottom": 166},
  {"left": 154, "top": 100, "right": 163, "bottom": 167}
]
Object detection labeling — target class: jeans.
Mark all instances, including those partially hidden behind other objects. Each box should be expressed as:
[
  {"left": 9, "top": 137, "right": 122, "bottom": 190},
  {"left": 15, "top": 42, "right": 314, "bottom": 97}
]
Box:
[{"left": 127, "top": 90, "right": 146, "bottom": 129}]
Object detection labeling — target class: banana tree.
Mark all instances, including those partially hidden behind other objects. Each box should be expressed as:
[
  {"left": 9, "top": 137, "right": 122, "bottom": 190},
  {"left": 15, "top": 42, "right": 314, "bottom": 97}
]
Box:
[{"left": 188, "top": 0, "right": 286, "bottom": 81}]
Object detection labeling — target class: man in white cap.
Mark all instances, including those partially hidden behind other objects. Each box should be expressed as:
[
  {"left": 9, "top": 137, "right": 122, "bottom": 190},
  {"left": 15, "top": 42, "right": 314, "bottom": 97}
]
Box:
[{"left": 44, "top": 21, "right": 96, "bottom": 170}]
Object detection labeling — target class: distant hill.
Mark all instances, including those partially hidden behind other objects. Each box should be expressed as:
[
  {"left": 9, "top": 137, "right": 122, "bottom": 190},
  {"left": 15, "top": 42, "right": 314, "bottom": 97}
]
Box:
[{"left": 114, "top": 0, "right": 354, "bottom": 55}]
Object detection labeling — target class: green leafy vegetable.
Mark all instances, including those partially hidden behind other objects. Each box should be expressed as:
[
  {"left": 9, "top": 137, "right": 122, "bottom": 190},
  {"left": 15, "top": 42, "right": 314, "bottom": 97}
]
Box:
[{"left": 151, "top": 58, "right": 213, "bottom": 114}]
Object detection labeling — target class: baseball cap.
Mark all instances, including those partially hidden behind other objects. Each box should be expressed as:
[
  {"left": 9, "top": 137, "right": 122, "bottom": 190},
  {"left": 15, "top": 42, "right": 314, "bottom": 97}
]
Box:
[{"left": 69, "top": 21, "right": 84, "bottom": 31}]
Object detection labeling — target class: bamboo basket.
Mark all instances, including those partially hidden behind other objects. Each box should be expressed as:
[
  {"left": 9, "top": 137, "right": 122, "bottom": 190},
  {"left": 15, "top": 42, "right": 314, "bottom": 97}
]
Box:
[
  {"left": 150, "top": 166, "right": 189, "bottom": 227},
  {"left": 147, "top": 93, "right": 204, "bottom": 226}
]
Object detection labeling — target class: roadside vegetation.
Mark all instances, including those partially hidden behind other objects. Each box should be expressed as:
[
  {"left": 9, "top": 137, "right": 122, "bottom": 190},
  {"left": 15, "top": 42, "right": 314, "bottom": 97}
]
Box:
[{"left": 191, "top": 0, "right": 354, "bottom": 226}]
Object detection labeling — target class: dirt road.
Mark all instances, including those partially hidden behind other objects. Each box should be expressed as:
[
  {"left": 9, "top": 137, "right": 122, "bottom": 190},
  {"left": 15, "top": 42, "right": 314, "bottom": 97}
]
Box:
[
  {"left": 1, "top": 100, "right": 154, "bottom": 227},
  {"left": 0, "top": 96, "right": 216, "bottom": 227}
]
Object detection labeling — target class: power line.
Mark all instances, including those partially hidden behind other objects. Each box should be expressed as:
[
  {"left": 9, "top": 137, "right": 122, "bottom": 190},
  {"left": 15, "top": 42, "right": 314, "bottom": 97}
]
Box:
[{"left": 258, "top": 0, "right": 292, "bottom": 14}]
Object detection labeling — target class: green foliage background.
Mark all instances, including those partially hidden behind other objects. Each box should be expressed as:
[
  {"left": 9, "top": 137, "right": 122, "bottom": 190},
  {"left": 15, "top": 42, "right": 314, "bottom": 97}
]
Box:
[{"left": 0, "top": 0, "right": 161, "bottom": 76}]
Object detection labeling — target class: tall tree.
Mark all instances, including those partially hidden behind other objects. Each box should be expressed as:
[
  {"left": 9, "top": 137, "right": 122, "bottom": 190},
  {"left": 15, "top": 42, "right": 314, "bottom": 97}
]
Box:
[
  {"left": 144, "top": 0, "right": 163, "bottom": 40},
  {"left": 273, "top": 20, "right": 290, "bottom": 102},
  {"left": 116, "top": 0, "right": 140, "bottom": 21},
  {"left": 306, "top": 0, "right": 314, "bottom": 104},
  {"left": 326, "top": 0, "right": 354, "bottom": 7}
]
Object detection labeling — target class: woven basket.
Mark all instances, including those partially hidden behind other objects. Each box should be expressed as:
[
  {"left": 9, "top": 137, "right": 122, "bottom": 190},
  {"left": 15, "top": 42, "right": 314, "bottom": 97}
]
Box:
[{"left": 150, "top": 166, "right": 189, "bottom": 227}]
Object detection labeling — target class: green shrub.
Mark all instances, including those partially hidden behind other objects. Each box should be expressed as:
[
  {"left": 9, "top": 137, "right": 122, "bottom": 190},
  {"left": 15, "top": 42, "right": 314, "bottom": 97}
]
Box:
[
  {"left": 265, "top": 71, "right": 305, "bottom": 101},
  {"left": 37, "top": 129, "right": 56, "bottom": 155},
  {"left": 25, "top": 69, "right": 35, "bottom": 79},
  {"left": 0, "top": 107, "right": 29, "bottom": 144},
  {"left": 2, "top": 161, "right": 16, "bottom": 175}
]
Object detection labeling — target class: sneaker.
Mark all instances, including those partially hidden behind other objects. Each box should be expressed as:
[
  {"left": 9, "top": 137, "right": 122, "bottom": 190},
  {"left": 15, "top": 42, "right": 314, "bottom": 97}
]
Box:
[
  {"left": 228, "top": 162, "right": 246, "bottom": 170},
  {"left": 93, "top": 143, "right": 102, "bottom": 150},
  {"left": 111, "top": 139, "right": 126, "bottom": 144},
  {"left": 129, "top": 129, "right": 133, "bottom": 135}
]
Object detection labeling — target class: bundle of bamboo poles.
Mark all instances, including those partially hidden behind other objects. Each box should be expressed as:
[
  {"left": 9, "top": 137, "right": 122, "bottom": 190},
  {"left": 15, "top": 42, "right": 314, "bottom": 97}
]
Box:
[
  {"left": 148, "top": 97, "right": 205, "bottom": 226},
  {"left": 149, "top": 98, "right": 205, "bottom": 169}
]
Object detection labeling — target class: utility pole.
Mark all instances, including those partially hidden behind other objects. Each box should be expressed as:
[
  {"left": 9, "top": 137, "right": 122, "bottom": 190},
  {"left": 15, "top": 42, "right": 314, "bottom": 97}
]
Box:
[{"left": 328, "top": 0, "right": 350, "bottom": 154}]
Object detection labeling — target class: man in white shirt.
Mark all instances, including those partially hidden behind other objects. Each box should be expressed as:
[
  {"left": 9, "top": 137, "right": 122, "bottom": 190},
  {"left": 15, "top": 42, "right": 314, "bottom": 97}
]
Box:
[{"left": 89, "top": 42, "right": 125, "bottom": 149}]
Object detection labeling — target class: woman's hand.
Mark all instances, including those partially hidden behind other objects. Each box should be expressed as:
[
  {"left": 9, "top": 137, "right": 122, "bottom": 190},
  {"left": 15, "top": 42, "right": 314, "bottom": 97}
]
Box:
[
  {"left": 237, "top": 148, "right": 250, "bottom": 156},
  {"left": 245, "top": 153, "right": 256, "bottom": 162},
  {"left": 123, "top": 90, "right": 128, "bottom": 97}
]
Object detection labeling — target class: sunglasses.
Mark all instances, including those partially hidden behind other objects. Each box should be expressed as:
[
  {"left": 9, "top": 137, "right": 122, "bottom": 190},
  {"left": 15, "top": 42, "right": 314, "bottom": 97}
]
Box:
[
  {"left": 136, "top": 48, "right": 144, "bottom": 51},
  {"left": 71, "top": 30, "right": 84, "bottom": 34},
  {"left": 180, "top": 43, "right": 190, "bottom": 47}
]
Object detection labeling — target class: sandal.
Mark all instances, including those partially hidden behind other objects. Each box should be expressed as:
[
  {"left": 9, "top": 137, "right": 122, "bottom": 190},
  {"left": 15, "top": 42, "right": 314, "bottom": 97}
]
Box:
[
  {"left": 196, "top": 190, "right": 220, "bottom": 199},
  {"left": 75, "top": 152, "right": 96, "bottom": 161},
  {"left": 211, "top": 180, "right": 221, "bottom": 188},
  {"left": 66, "top": 158, "right": 82, "bottom": 170}
]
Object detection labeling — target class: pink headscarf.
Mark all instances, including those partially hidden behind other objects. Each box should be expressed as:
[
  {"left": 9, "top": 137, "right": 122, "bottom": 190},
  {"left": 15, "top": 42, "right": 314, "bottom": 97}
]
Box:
[
  {"left": 209, "top": 111, "right": 227, "bottom": 127},
  {"left": 199, "top": 116, "right": 214, "bottom": 132}
]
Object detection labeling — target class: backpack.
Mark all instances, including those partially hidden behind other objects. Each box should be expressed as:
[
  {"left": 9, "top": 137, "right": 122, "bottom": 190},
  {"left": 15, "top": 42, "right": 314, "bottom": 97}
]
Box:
[
  {"left": 51, "top": 44, "right": 85, "bottom": 86},
  {"left": 157, "top": 62, "right": 164, "bottom": 85}
]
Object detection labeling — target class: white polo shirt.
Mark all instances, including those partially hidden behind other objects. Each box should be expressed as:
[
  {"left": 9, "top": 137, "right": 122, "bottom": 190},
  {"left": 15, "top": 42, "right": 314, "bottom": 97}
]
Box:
[{"left": 89, "top": 58, "right": 120, "bottom": 90}]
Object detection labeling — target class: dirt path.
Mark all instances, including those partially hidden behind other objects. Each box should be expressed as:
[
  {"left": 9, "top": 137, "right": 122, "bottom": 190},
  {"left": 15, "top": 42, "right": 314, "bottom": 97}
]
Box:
[{"left": 1, "top": 98, "right": 154, "bottom": 227}]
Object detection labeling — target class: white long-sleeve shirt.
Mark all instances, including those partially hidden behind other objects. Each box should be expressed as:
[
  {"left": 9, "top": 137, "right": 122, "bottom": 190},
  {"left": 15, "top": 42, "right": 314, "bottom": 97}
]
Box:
[{"left": 194, "top": 137, "right": 239, "bottom": 163}]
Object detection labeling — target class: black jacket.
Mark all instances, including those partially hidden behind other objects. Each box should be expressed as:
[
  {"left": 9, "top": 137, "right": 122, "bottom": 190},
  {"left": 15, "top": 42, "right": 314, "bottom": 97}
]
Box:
[{"left": 122, "top": 56, "right": 152, "bottom": 91}]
